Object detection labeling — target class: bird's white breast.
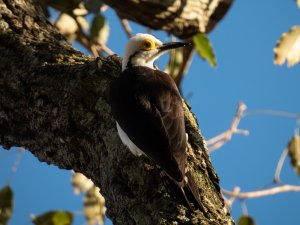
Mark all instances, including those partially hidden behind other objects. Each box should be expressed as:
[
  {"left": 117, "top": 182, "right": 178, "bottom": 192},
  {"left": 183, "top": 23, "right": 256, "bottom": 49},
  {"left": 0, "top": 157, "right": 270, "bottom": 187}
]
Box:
[{"left": 116, "top": 122, "right": 145, "bottom": 157}]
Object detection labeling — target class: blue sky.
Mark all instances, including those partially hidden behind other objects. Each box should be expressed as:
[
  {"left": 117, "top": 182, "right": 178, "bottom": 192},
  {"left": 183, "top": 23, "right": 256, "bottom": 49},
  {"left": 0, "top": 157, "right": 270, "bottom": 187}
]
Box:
[{"left": 1, "top": 0, "right": 300, "bottom": 225}]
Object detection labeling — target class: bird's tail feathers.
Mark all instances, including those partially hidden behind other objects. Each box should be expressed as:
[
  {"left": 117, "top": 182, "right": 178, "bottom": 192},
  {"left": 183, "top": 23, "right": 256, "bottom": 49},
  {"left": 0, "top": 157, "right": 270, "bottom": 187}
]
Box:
[
  {"left": 161, "top": 171, "right": 205, "bottom": 211},
  {"left": 183, "top": 171, "right": 205, "bottom": 212}
]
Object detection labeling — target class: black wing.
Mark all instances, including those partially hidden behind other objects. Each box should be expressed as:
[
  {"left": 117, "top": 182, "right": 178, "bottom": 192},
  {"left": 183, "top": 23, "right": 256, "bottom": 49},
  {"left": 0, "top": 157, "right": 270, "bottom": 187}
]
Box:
[{"left": 109, "top": 66, "right": 187, "bottom": 182}]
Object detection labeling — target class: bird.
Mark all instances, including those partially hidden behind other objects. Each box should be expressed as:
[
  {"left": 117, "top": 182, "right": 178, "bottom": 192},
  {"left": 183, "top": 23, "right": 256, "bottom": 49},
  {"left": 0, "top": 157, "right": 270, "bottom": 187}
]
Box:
[{"left": 109, "top": 33, "right": 203, "bottom": 210}]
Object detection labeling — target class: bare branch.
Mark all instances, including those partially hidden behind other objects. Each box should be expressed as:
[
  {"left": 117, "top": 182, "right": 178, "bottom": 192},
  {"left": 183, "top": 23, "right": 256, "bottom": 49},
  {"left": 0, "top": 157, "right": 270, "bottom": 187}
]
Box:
[
  {"left": 174, "top": 42, "right": 194, "bottom": 87},
  {"left": 73, "top": 16, "right": 98, "bottom": 56},
  {"left": 222, "top": 185, "right": 300, "bottom": 199},
  {"left": 118, "top": 17, "right": 132, "bottom": 38},
  {"left": 207, "top": 104, "right": 300, "bottom": 153},
  {"left": 95, "top": 44, "right": 115, "bottom": 56},
  {"left": 274, "top": 148, "right": 289, "bottom": 183},
  {"left": 90, "top": 44, "right": 100, "bottom": 57},
  {"left": 244, "top": 109, "right": 299, "bottom": 119},
  {"left": 240, "top": 201, "right": 248, "bottom": 215},
  {"left": 73, "top": 16, "right": 114, "bottom": 56},
  {"left": 295, "top": 116, "right": 300, "bottom": 135},
  {"left": 0, "top": 151, "right": 16, "bottom": 159},
  {"left": 207, "top": 102, "right": 249, "bottom": 152},
  {"left": 7, "top": 148, "right": 25, "bottom": 185},
  {"left": 223, "top": 186, "right": 240, "bottom": 207}
]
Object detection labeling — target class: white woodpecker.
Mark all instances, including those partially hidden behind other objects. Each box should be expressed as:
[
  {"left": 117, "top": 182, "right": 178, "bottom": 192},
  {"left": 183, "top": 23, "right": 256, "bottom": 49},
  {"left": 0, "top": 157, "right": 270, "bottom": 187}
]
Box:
[{"left": 109, "top": 33, "right": 203, "bottom": 210}]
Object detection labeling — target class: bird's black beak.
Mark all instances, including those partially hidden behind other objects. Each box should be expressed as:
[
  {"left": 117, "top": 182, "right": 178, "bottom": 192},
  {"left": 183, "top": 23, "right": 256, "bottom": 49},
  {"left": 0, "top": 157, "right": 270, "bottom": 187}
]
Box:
[
  {"left": 158, "top": 42, "right": 191, "bottom": 52},
  {"left": 146, "top": 42, "right": 191, "bottom": 64}
]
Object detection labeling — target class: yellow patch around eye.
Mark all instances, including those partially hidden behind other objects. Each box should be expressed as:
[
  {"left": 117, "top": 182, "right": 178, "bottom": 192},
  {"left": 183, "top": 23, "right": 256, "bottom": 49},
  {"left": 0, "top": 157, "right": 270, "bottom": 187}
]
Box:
[{"left": 140, "top": 39, "right": 155, "bottom": 50}]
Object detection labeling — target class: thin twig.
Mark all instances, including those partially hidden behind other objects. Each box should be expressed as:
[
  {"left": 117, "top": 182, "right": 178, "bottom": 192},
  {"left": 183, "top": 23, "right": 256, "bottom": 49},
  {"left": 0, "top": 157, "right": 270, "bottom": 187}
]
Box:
[
  {"left": 164, "top": 37, "right": 194, "bottom": 88},
  {"left": 244, "top": 109, "right": 300, "bottom": 137},
  {"left": 224, "top": 186, "right": 240, "bottom": 207},
  {"left": 240, "top": 201, "right": 248, "bottom": 215},
  {"left": 244, "top": 109, "right": 299, "bottom": 119},
  {"left": 207, "top": 105, "right": 299, "bottom": 153},
  {"left": 95, "top": 44, "right": 114, "bottom": 56},
  {"left": 119, "top": 17, "right": 132, "bottom": 38},
  {"left": 72, "top": 211, "right": 84, "bottom": 216},
  {"left": 274, "top": 148, "right": 288, "bottom": 183},
  {"left": 207, "top": 102, "right": 249, "bottom": 152},
  {"left": 73, "top": 16, "right": 97, "bottom": 55},
  {"left": 90, "top": 44, "right": 100, "bottom": 57},
  {"left": 222, "top": 185, "right": 300, "bottom": 199},
  {"left": 174, "top": 41, "right": 194, "bottom": 87},
  {"left": 146, "top": 27, "right": 153, "bottom": 35},
  {"left": 208, "top": 140, "right": 227, "bottom": 152},
  {"left": 7, "top": 148, "right": 25, "bottom": 185},
  {"left": 295, "top": 117, "right": 300, "bottom": 135},
  {"left": 0, "top": 151, "right": 16, "bottom": 159},
  {"left": 100, "top": 5, "right": 109, "bottom": 13},
  {"left": 207, "top": 132, "right": 228, "bottom": 145},
  {"left": 99, "top": 44, "right": 114, "bottom": 55},
  {"left": 185, "top": 92, "right": 193, "bottom": 101},
  {"left": 73, "top": 15, "right": 114, "bottom": 56}
]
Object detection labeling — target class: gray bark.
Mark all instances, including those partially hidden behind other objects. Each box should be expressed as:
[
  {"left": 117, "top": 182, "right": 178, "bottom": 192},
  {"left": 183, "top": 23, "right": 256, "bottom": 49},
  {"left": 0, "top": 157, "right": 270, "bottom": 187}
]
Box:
[{"left": 0, "top": 0, "right": 234, "bottom": 224}]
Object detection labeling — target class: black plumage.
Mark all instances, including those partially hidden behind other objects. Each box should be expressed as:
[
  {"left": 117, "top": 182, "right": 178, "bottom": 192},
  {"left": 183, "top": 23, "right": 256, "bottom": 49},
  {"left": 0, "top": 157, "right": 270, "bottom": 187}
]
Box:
[{"left": 109, "top": 66, "right": 202, "bottom": 210}]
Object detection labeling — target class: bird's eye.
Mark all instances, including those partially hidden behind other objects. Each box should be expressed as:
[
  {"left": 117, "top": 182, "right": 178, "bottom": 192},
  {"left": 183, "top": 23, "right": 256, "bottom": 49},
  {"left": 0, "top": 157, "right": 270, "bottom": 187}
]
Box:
[{"left": 141, "top": 39, "right": 155, "bottom": 50}]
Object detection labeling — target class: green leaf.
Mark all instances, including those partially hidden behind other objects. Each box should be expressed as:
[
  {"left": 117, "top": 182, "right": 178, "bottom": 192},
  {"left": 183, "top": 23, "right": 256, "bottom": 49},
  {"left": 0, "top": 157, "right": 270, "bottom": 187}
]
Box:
[
  {"left": 238, "top": 215, "right": 256, "bottom": 225},
  {"left": 90, "top": 15, "right": 109, "bottom": 45},
  {"left": 32, "top": 211, "right": 73, "bottom": 225},
  {"left": 0, "top": 186, "right": 13, "bottom": 225},
  {"left": 193, "top": 33, "right": 217, "bottom": 67},
  {"left": 287, "top": 134, "right": 300, "bottom": 176}
]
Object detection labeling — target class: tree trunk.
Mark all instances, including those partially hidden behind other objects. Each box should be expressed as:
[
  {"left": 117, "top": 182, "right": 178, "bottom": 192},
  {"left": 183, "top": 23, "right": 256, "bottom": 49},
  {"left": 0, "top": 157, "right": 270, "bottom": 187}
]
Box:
[{"left": 0, "top": 0, "right": 234, "bottom": 224}]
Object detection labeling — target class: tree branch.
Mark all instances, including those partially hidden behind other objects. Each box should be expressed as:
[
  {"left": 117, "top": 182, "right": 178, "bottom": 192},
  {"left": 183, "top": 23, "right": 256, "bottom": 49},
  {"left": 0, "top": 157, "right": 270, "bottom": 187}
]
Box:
[
  {"left": 101, "top": 0, "right": 234, "bottom": 38},
  {"left": 0, "top": 0, "right": 233, "bottom": 224},
  {"left": 222, "top": 185, "right": 300, "bottom": 199},
  {"left": 207, "top": 102, "right": 249, "bottom": 152},
  {"left": 118, "top": 16, "right": 132, "bottom": 39},
  {"left": 274, "top": 148, "right": 289, "bottom": 183}
]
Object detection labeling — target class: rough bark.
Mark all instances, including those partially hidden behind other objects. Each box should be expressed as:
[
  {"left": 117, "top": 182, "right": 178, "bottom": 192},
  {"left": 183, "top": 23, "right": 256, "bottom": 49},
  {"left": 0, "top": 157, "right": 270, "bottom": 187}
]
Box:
[
  {"left": 103, "top": 0, "right": 233, "bottom": 38},
  {"left": 0, "top": 0, "right": 234, "bottom": 224}
]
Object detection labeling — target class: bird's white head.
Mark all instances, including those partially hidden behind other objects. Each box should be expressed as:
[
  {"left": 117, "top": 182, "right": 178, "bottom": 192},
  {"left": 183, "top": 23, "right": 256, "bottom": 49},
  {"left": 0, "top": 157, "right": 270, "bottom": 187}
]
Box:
[{"left": 122, "top": 33, "right": 190, "bottom": 71}]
